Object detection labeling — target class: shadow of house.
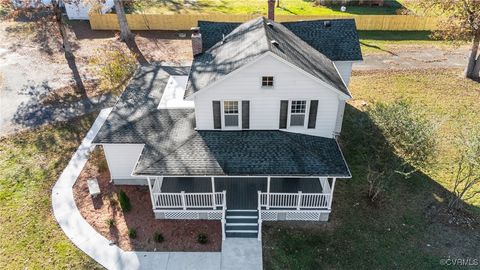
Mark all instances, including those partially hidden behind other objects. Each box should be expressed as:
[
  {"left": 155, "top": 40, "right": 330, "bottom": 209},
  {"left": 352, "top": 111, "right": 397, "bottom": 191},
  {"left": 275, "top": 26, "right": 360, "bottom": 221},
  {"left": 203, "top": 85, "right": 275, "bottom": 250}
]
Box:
[{"left": 263, "top": 104, "right": 479, "bottom": 269}]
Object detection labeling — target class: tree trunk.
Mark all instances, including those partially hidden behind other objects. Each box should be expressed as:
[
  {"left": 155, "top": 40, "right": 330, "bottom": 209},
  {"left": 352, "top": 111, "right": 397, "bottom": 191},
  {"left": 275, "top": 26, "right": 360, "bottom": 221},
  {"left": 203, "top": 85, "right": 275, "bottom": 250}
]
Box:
[
  {"left": 113, "top": 0, "right": 132, "bottom": 41},
  {"left": 52, "top": 1, "right": 69, "bottom": 52},
  {"left": 52, "top": 0, "right": 86, "bottom": 96},
  {"left": 277, "top": 0, "right": 280, "bottom": 7},
  {"left": 465, "top": 31, "right": 480, "bottom": 79}
]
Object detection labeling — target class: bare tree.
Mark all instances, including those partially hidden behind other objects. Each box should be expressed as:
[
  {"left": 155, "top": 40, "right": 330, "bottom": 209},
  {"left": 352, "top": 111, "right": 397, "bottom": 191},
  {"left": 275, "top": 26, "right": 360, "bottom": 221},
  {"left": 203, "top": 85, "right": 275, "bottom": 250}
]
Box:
[
  {"left": 113, "top": 0, "right": 132, "bottom": 41},
  {"left": 366, "top": 162, "right": 385, "bottom": 202},
  {"left": 448, "top": 128, "right": 480, "bottom": 209},
  {"left": 418, "top": 0, "right": 480, "bottom": 79}
]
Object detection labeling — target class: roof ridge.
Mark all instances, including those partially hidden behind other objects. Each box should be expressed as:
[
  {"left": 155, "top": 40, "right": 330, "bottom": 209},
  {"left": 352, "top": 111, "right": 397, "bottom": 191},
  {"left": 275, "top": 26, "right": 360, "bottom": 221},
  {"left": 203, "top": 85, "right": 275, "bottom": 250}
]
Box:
[{"left": 262, "top": 17, "right": 272, "bottom": 51}]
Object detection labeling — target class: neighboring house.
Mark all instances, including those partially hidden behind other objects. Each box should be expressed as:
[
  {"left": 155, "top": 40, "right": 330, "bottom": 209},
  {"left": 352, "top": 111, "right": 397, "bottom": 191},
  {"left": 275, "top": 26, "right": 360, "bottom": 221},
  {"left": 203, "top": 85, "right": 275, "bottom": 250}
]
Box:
[
  {"left": 63, "top": 0, "right": 113, "bottom": 20},
  {"left": 93, "top": 15, "right": 362, "bottom": 240},
  {"left": 11, "top": 0, "right": 113, "bottom": 20}
]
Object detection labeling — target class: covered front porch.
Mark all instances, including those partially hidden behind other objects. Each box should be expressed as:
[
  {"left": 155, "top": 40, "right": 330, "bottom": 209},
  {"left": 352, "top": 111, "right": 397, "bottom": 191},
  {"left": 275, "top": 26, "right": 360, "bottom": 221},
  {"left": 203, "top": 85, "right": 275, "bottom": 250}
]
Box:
[
  {"left": 148, "top": 176, "right": 334, "bottom": 210},
  {"left": 146, "top": 176, "right": 337, "bottom": 239}
]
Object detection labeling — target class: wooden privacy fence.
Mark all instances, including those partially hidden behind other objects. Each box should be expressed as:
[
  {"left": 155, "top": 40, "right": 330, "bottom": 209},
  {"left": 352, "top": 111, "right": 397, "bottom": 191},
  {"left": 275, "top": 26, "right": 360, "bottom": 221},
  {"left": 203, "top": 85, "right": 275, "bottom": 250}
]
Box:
[{"left": 89, "top": 13, "right": 440, "bottom": 31}]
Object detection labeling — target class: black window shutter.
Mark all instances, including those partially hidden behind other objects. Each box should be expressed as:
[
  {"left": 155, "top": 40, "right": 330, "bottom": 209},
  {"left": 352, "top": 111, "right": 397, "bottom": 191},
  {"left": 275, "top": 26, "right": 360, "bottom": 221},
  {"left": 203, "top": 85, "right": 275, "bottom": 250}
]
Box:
[
  {"left": 279, "top": 100, "right": 288, "bottom": 129},
  {"left": 308, "top": 100, "right": 318, "bottom": 129},
  {"left": 212, "top": 101, "right": 221, "bottom": 129},
  {"left": 242, "top": 100, "right": 250, "bottom": 129}
]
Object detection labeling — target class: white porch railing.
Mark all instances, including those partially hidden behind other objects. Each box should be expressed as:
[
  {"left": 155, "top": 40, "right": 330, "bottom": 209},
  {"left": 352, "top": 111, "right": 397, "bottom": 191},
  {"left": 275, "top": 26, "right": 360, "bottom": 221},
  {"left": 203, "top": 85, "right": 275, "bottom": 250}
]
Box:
[
  {"left": 152, "top": 191, "right": 226, "bottom": 210},
  {"left": 258, "top": 191, "right": 331, "bottom": 209}
]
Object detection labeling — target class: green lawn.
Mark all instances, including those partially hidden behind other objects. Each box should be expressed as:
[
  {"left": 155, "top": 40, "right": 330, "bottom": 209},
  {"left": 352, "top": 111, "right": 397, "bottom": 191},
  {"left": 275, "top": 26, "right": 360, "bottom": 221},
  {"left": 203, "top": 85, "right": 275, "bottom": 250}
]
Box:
[
  {"left": 1, "top": 69, "right": 479, "bottom": 269},
  {"left": 0, "top": 115, "right": 100, "bottom": 269},
  {"left": 263, "top": 69, "right": 480, "bottom": 269},
  {"left": 358, "top": 31, "right": 465, "bottom": 54},
  {"left": 129, "top": 0, "right": 402, "bottom": 15}
]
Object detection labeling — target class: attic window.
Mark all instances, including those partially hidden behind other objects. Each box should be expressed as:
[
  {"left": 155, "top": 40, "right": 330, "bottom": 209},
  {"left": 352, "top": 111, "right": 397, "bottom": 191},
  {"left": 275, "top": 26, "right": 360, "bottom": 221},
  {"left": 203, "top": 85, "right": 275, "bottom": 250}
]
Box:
[
  {"left": 324, "top": 21, "right": 331, "bottom": 28},
  {"left": 262, "top": 76, "right": 274, "bottom": 87}
]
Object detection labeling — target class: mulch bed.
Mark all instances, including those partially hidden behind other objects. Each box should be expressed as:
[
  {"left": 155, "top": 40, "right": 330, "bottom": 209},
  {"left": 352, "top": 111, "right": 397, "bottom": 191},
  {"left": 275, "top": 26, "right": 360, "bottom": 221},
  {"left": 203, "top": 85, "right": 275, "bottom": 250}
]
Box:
[{"left": 73, "top": 148, "right": 221, "bottom": 252}]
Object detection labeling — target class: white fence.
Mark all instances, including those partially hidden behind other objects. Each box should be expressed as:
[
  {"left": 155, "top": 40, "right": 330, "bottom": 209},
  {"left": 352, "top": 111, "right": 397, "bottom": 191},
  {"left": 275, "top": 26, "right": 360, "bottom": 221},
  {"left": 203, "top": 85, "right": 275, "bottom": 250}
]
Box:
[
  {"left": 258, "top": 191, "right": 330, "bottom": 210},
  {"left": 152, "top": 191, "right": 226, "bottom": 210}
]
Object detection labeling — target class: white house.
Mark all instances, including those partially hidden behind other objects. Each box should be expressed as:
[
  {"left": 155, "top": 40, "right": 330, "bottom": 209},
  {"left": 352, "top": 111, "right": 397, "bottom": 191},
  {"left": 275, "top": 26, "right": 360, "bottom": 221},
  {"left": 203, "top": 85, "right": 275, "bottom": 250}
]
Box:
[
  {"left": 63, "top": 0, "right": 113, "bottom": 20},
  {"left": 11, "top": 0, "right": 113, "bottom": 20},
  {"left": 93, "top": 15, "right": 362, "bottom": 240}
]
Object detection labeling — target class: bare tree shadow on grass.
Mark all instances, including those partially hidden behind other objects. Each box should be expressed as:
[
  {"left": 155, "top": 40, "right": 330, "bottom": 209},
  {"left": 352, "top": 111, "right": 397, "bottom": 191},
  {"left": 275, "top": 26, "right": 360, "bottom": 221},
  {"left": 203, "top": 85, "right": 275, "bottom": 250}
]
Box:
[
  {"left": 360, "top": 41, "right": 398, "bottom": 56},
  {"left": 11, "top": 80, "right": 116, "bottom": 131},
  {"left": 126, "top": 38, "right": 150, "bottom": 65},
  {"left": 263, "top": 103, "right": 480, "bottom": 269}
]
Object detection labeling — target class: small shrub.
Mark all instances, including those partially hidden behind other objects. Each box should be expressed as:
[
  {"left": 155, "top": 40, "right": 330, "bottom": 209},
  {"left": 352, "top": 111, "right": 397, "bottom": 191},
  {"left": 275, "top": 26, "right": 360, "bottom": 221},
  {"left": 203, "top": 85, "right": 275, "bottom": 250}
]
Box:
[
  {"left": 118, "top": 190, "right": 131, "bottom": 212},
  {"left": 128, "top": 228, "right": 137, "bottom": 239},
  {"left": 197, "top": 233, "right": 208, "bottom": 244},
  {"left": 369, "top": 100, "right": 438, "bottom": 176},
  {"left": 107, "top": 193, "right": 118, "bottom": 207},
  {"left": 91, "top": 147, "right": 108, "bottom": 173},
  {"left": 88, "top": 44, "right": 137, "bottom": 93},
  {"left": 106, "top": 218, "right": 115, "bottom": 228},
  {"left": 153, "top": 232, "right": 164, "bottom": 243}
]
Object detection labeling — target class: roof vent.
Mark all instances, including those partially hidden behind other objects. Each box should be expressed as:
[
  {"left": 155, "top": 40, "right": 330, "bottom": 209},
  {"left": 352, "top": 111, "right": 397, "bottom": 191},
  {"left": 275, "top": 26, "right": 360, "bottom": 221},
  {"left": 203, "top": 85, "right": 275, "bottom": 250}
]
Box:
[
  {"left": 270, "top": 40, "right": 279, "bottom": 47},
  {"left": 324, "top": 20, "right": 331, "bottom": 28},
  {"left": 267, "top": 22, "right": 273, "bottom": 28},
  {"left": 222, "top": 33, "right": 226, "bottom": 44}
]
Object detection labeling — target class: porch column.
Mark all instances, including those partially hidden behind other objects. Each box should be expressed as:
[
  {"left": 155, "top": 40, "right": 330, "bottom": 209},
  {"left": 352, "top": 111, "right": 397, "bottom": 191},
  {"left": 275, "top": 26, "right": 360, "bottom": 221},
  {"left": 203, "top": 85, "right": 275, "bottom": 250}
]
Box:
[
  {"left": 266, "top": 176, "right": 271, "bottom": 210},
  {"left": 211, "top": 177, "right": 216, "bottom": 209},
  {"left": 147, "top": 177, "right": 156, "bottom": 209},
  {"left": 328, "top": 178, "right": 336, "bottom": 210}
]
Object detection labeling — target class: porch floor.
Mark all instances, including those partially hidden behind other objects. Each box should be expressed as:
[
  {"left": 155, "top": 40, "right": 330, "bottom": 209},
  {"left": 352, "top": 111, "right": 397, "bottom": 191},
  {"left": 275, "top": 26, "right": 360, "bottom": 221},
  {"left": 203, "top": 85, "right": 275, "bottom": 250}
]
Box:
[{"left": 160, "top": 177, "right": 323, "bottom": 210}]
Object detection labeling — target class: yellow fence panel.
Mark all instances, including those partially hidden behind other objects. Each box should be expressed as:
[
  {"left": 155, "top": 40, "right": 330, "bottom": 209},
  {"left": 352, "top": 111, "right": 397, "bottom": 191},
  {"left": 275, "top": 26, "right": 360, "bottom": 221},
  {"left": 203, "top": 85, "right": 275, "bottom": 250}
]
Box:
[{"left": 89, "top": 13, "right": 440, "bottom": 31}]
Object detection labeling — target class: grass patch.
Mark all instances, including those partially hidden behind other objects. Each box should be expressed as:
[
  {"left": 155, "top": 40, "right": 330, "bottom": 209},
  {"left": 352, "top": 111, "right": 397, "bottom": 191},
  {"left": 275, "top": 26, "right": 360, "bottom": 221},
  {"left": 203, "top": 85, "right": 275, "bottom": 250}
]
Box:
[
  {"left": 129, "top": 0, "right": 401, "bottom": 15},
  {"left": 263, "top": 69, "right": 480, "bottom": 269},
  {"left": 0, "top": 114, "right": 100, "bottom": 269},
  {"left": 358, "top": 31, "right": 464, "bottom": 54}
]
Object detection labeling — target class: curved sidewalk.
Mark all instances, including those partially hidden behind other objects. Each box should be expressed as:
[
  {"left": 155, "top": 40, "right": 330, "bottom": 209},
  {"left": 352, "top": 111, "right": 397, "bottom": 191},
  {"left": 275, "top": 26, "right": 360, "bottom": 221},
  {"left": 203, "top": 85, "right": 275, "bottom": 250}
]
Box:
[
  {"left": 51, "top": 108, "right": 262, "bottom": 270},
  {"left": 51, "top": 108, "right": 222, "bottom": 270}
]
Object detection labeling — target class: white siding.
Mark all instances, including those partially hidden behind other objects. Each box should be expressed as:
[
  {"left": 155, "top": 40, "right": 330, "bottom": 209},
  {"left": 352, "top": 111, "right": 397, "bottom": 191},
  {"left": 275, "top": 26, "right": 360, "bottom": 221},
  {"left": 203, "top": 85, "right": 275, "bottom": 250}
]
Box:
[
  {"left": 333, "top": 61, "right": 353, "bottom": 86},
  {"left": 335, "top": 100, "right": 346, "bottom": 134},
  {"left": 103, "top": 144, "right": 144, "bottom": 181},
  {"left": 194, "top": 54, "right": 344, "bottom": 138}
]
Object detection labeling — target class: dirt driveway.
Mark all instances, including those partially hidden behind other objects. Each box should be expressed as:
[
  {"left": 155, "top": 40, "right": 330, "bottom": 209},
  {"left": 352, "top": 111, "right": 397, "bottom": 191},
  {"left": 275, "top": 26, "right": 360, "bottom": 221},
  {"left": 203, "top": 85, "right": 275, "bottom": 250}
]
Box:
[
  {"left": 0, "top": 14, "right": 472, "bottom": 137},
  {"left": 355, "top": 45, "right": 469, "bottom": 71},
  {"left": 0, "top": 18, "right": 192, "bottom": 137}
]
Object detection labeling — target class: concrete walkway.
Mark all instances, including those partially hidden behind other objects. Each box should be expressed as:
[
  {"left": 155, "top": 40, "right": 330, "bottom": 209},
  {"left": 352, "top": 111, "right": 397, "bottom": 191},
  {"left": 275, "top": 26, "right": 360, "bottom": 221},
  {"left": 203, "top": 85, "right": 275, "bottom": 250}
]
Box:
[{"left": 51, "top": 108, "right": 262, "bottom": 270}]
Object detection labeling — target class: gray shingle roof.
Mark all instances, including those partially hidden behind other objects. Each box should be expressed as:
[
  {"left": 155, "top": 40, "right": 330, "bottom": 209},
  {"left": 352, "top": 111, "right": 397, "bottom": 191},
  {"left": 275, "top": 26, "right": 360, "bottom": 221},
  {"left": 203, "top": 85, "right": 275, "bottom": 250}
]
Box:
[
  {"left": 282, "top": 19, "right": 362, "bottom": 61},
  {"left": 199, "top": 18, "right": 362, "bottom": 61},
  {"left": 134, "top": 130, "right": 351, "bottom": 177},
  {"left": 93, "top": 64, "right": 350, "bottom": 177},
  {"left": 185, "top": 17, "right": 351, "bottom": 98},
  {"left": 93, "top": 65, "right": 192, "bottom": 144}
]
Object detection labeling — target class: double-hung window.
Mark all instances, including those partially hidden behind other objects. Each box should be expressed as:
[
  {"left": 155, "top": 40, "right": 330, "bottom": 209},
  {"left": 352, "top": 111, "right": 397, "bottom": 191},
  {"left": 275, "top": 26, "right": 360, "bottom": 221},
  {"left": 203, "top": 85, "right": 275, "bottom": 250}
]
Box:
[
  {"left": 290, "top": 100, "right": 307, "bottom": 127},
  {"left": 223, "top": 101, "right": 239, "bottom": 127},
  {"left": 262, "top": 76, "right": 274, "bottom": 87}
]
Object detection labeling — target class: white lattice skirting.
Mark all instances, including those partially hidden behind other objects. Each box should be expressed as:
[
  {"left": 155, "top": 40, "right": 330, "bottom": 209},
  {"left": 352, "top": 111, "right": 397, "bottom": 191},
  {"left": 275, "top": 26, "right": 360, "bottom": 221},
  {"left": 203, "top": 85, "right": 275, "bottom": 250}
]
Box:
[
  {"left": 260, "top": 210, "right": 330, "bottom": 221},
  {"left": 154, "top": 210, "right": 223, "bottom": 220}
]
